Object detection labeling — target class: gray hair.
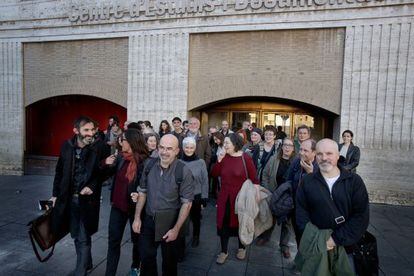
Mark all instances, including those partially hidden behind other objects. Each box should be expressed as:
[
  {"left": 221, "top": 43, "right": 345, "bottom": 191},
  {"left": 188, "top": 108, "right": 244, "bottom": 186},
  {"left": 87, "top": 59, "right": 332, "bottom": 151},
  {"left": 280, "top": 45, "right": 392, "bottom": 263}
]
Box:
[{"left": 182, "top": 137, "right": 197, "bottom": 148}]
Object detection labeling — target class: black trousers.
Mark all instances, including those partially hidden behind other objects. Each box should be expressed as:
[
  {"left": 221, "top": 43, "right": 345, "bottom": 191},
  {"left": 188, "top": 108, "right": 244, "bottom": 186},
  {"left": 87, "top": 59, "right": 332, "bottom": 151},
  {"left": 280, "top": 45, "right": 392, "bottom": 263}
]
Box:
[
  {"left": 139, "top": 215, "right": 178, "bottom": 276},
  {"left": 190, "top": 196, "right": 202, "bottom": 237},
  {"left": 105, "top": 206, "right": 140, "bottom": 276}
]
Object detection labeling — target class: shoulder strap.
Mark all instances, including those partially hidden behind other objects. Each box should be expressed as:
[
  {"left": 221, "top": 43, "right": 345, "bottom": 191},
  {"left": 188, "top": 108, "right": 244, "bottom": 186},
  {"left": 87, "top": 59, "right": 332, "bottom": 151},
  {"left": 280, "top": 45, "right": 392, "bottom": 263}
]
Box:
[
  {"left": 144, "top": 157, "right": 158, "bottom": 176},
  {"left": 175, "top": 160, "right": 185, "bottom": 187},
  {"left": 317, "top": 181, "right": 346, "bottom": 225}
]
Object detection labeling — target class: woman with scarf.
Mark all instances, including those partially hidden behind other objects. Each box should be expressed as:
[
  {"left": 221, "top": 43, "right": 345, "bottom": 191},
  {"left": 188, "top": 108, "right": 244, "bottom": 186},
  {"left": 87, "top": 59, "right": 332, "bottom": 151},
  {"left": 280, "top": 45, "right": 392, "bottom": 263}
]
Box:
[
  {"left": 103, "top": 129, "right": 149, "bottom": 276},
  {"left": 180, "top": 137, "right": 209, "bottom": 247}
]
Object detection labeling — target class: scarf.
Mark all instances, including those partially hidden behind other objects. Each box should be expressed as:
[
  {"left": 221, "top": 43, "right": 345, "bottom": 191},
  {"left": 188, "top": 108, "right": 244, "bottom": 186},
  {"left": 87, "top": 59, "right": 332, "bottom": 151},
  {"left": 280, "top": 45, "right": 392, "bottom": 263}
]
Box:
[
  {"left": 122, "top": 152, "right": 138, "bottom": 183},
  {"left": 182, "top": 153, "right": 199, "bottom": 162}
]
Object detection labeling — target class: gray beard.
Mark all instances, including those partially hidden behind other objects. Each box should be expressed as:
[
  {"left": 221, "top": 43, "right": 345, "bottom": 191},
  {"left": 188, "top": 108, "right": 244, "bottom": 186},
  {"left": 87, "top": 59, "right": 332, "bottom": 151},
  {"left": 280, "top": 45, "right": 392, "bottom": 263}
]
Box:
[{"left": 78, "top": 134, "right": 94, "bottom": 146}]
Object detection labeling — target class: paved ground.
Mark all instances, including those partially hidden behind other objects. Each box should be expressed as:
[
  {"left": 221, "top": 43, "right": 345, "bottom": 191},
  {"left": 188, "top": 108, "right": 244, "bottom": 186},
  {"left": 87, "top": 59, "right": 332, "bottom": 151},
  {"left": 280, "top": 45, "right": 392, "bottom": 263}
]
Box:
[{"left": 0, "top": 175, "right": 413, "bottom": 276}]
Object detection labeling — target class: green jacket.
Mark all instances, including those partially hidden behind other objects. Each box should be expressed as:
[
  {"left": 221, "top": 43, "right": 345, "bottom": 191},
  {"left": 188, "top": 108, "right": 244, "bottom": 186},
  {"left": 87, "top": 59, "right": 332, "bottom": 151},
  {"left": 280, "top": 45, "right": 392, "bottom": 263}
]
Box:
[{"left": 295, "top": 223, "right": 355, "bottom": 276}]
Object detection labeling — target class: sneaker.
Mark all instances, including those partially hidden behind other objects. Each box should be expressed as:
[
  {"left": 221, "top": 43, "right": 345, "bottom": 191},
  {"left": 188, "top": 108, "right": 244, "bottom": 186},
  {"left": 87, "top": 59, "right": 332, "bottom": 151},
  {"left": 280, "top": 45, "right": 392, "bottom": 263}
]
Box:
[
  {"left": 216, "top": 252, "right": 228, "bottom": 264},
  {"left": 236, "top": 248, "right": 246, "bottom": 260},
  {"left": 128, "top": 268, "right": 140, "bottom": 276}
]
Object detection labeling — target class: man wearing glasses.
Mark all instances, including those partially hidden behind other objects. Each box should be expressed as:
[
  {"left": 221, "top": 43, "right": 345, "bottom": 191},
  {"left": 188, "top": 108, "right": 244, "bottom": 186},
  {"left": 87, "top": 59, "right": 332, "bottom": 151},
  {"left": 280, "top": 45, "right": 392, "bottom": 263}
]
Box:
[{"left": 132, "top": 134, "right": 194, "bottom": 276}]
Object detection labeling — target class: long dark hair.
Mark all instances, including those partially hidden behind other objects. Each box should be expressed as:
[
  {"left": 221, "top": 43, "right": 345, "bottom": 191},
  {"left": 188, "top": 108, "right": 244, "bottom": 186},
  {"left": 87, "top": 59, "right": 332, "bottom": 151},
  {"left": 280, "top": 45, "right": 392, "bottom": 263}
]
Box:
[
  {"left": 159, "top": 120, "right": 171, "bottom": 133},
  {"left": 124, "top": 129, "right": 149, "bottom": 163}
]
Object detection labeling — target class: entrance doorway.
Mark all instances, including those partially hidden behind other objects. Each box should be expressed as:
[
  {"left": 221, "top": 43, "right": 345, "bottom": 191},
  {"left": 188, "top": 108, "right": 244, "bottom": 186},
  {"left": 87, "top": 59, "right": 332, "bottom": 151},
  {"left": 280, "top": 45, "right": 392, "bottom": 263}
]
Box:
[
  {"left": 193, "top": 99, "right": 335, "bottom": 141},
  {"left": 25, "top": 95, "right": 127, "bottom": 175}
]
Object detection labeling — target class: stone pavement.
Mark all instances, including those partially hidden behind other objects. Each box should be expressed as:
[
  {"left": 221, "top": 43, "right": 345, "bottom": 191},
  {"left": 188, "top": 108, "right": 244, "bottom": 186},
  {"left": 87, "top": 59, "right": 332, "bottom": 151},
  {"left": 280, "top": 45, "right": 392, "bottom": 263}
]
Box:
[{"left": 0, "top": 175, "right": 413, "bottom": 276}]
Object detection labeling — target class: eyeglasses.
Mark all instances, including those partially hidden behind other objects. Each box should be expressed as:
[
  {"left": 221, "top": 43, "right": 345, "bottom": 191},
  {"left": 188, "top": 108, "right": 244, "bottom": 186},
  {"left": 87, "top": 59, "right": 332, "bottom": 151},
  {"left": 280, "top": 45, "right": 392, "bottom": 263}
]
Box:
[
  {"left": 283, "top": 144, "right": 294, "bottom": 148},
  {"left": 158, "top": 145, "right": 175, "bottom": 152}
]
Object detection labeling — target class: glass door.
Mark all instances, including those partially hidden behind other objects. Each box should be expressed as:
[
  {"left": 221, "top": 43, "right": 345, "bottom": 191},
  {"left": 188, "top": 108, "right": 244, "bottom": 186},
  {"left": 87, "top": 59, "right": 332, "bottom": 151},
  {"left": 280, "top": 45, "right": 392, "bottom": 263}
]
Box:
[{"left": 232, "top": 112, "right": 258, "bottom": 129}]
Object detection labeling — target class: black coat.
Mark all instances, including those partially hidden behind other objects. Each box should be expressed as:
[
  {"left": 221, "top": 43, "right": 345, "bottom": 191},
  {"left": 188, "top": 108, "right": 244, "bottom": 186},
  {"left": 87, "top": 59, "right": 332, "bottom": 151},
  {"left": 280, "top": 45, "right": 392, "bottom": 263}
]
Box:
[
  {"left": 51, "top": 136, "right": 110, "bottom": 236},
  {"left": 295, "top": 169, "right": 369, "bottom": 247},
  {"left": 105, "top": 155, "right": 145, "bottom": 213},
  {"left": 338, "top": 143, "right": 360, "bottom": 173}
]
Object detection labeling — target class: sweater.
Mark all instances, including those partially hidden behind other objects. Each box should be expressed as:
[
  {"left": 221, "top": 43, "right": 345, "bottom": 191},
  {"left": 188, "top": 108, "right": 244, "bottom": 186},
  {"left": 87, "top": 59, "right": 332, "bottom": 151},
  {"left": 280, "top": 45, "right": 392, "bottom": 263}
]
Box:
[{"left": 181, "top": 159, "right": 209, "bottom": 199}]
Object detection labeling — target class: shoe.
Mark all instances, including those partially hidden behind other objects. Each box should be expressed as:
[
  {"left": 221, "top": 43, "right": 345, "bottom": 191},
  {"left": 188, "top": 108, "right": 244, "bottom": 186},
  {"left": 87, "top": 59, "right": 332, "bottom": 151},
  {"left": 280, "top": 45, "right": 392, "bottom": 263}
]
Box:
[
  {"left": 191, "top": 236, "right": 200, "bottom": 247},
  {"left": 216, "top": 252, "right": 228, "bottom": 264},
  {"left": 128, "top": 268, "right": 140, "bottom": 276},
  {"left": 236, "top": 248, "right": 246, "bottom": 260}
]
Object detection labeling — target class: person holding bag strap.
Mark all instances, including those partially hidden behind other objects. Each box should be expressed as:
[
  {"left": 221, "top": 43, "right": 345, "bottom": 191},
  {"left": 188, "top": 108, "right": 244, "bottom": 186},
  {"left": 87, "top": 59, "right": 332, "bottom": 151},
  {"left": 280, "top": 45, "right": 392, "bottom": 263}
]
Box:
[{"left": 295, "top": 139, "right": 370, "bottom": 275}]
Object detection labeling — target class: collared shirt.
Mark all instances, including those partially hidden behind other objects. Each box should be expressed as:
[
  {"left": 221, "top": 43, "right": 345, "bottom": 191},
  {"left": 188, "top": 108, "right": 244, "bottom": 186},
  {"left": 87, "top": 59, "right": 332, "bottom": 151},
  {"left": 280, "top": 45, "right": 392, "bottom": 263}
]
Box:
[{"left": 138, "top": 158, "right": 194, "bottom": 216}]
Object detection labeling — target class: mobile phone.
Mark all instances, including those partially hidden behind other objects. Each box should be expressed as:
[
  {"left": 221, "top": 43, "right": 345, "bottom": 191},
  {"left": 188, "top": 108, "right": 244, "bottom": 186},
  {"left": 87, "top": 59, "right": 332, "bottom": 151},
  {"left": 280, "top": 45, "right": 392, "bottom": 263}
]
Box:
[{"left": 38, "top": 200, "right": 53, "bottom": 211}]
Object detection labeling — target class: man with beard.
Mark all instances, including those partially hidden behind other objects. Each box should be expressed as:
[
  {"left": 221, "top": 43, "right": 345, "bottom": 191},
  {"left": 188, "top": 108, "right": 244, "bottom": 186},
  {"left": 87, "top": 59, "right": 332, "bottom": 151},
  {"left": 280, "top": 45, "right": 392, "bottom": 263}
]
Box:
[
  {"left": 49, "top": 116, "right": 109, "bottom": 276},
  {"left": 295, "top": 139, "right": 369, "bottom": 274}
]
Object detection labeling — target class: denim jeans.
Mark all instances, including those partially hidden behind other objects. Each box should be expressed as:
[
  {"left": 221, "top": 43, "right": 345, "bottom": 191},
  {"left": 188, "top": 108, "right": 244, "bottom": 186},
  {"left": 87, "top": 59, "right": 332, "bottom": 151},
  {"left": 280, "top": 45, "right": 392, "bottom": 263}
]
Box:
[{"left": 70, "top": 196, "right": 92, "bottom": 276}]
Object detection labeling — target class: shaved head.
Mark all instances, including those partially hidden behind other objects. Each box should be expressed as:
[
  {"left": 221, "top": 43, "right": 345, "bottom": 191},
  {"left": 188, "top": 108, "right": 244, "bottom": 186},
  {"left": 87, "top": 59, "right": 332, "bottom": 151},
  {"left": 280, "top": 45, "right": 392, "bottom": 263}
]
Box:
[
  {"left": 316, "top": 139, "right": 339, "bottom": 154},
  {"left": 316, "top": 138, "right": 340, "bottom": 175},
  {"left": 159, "top": 134, "right": 180, "bottom": 167}
]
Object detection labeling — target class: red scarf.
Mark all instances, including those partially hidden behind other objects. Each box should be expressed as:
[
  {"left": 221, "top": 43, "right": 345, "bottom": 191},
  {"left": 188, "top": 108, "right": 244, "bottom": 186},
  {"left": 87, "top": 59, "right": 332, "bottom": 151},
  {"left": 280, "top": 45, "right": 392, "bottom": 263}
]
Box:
[{"left": 122, "top": 152, "right": 138, "bottom": 183}]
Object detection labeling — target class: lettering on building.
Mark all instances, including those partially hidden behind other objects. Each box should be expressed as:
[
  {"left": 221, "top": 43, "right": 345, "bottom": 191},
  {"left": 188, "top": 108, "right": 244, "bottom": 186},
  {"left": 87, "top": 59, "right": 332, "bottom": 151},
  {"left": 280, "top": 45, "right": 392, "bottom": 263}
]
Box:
[{"left": 69, "top": 0, "right": 386, "bottom": 23}]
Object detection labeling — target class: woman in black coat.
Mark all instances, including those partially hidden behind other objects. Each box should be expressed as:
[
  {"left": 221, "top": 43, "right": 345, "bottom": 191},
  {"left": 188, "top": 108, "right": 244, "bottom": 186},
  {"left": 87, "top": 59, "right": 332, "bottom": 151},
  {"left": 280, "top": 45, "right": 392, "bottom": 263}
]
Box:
[
  {"left": 338, "top": 130, "right": 360, "bottom": 173},
  {"left": 103, "top": 129, "right": 149, "bottom": 276}
]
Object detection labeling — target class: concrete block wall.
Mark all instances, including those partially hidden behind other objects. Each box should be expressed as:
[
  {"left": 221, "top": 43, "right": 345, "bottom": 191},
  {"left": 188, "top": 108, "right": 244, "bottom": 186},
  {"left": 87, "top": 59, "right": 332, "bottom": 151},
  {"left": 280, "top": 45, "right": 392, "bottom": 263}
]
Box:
[
  {"left": 0, "top": 41, "right": 23, "bottom": 175},
  {"left": 128, "top": 32, "right": 189, "bottom": 124},
  {"left": 341, "top": 23, "right": 414, "bottom": 204},
  {"left": 24, "top": 38, "right": 129, "bottom": 108}
]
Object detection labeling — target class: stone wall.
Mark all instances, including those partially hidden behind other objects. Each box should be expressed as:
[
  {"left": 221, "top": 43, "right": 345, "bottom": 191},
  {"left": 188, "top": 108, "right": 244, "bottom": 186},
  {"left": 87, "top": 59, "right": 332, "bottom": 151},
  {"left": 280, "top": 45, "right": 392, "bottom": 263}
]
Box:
[
  {"left": 341, "top": 22, "right": 414, "bottom": 204},
  {"left": 0, "top": 41, "right": 23, "bottom": 175}
]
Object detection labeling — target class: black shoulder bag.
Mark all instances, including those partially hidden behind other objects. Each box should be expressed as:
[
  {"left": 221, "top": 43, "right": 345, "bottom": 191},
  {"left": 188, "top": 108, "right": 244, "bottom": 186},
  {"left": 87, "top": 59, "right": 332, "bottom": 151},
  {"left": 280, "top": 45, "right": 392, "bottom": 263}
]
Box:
[{"left": 318, "top": 183, "right": 379, "bottom": 276}]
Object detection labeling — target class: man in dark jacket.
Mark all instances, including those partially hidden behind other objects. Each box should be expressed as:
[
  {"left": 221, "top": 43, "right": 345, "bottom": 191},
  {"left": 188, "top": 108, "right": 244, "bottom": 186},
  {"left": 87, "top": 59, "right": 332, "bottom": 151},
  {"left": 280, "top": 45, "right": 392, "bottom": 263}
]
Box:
[
  {"left": 296, "top": 139, "right": 369, "bottom": 273},
  {"left": 50, "top": 116, "right": 109, "bottom": 276},
  {"left": 184, "top": 117, "right": 211, "bottom": 167},
  {"left": 286, "top": 139, "right": 318, "bottom": 245}
]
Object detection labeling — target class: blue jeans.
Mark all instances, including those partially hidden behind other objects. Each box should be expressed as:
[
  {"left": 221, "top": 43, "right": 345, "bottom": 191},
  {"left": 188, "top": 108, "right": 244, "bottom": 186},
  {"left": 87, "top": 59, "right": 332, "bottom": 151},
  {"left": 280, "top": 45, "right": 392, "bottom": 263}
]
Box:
[{"left": 70, "top": 196, "right": 92, "bottom": 276}]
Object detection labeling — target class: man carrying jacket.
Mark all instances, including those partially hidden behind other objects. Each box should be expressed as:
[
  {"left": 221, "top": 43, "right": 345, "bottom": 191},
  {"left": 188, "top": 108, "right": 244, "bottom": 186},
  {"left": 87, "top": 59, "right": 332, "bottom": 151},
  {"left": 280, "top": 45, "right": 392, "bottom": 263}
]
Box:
[
  {"left": 50, "top": 116, "right": 109, "bottom": 276},
  {"left": 296, "top": 138, "right": 369, "bottom": 274}
]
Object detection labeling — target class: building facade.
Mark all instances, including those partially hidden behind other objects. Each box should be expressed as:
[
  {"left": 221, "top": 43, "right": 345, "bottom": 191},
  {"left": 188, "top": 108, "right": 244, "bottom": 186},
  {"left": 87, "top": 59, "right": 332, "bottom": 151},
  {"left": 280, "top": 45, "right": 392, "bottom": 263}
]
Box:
[{"left": 0, "top": 0, "right": 413, "bottom": 205}]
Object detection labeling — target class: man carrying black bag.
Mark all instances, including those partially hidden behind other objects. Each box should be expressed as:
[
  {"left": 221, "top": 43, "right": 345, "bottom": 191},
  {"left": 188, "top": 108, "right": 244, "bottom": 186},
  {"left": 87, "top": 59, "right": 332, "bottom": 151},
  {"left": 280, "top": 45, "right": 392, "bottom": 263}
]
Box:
[
  {"left": 49, "top": 116, "right": 109, "bottom": 276},
  {"left": 132, "top": 134, "right": 194, "bottom": 276},
  {"left": 296, "top": 139, "right": 372, "bottom": 275}
]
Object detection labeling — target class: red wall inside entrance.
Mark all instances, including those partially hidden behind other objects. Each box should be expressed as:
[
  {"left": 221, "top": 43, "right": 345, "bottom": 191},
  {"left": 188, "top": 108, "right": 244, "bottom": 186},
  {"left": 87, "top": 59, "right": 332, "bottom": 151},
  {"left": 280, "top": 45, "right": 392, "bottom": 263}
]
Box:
[{"left": 26, "top": 95, "right": 127, "bottom": 157}]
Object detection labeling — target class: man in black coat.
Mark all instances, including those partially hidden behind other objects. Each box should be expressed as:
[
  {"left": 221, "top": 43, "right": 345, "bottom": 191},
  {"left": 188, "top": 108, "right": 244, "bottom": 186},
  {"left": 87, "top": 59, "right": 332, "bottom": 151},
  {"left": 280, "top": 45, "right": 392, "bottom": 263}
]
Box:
[
  {"left": 50, "top": 116, "right": 109, "bottom": 276},
  {"left": 296, "top": 138, "right": 369, "bottom": 272}
]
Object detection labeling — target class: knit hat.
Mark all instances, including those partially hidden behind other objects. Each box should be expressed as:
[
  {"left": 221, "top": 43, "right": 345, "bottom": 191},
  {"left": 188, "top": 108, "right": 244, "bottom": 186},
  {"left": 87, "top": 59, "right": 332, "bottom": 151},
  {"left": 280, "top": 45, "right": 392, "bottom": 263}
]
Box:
[{"left": 251, "top": 128, "right": 262, "bottom": 136}]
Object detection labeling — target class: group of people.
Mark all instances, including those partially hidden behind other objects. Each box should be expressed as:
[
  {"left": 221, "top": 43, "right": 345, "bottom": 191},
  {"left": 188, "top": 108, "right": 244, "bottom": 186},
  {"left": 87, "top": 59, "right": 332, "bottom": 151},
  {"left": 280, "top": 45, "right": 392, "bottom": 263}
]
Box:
[{"left": 49, "top": 114, "right": 367, "bottom": 276}]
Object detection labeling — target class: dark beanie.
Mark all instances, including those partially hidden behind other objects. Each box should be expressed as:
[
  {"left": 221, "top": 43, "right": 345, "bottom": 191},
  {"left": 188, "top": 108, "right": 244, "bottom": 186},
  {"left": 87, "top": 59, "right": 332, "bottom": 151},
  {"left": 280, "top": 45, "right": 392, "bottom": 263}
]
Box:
[{"left": 252, "top": 128, "right": 262, "bottom": 136}]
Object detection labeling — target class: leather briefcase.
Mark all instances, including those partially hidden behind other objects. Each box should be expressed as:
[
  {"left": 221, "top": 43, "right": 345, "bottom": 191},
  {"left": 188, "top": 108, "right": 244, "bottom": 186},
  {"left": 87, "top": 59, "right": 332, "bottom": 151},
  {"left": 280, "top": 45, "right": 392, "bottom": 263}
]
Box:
[{"left": 27, "top": 209, "right": 69, "bottom": 262}]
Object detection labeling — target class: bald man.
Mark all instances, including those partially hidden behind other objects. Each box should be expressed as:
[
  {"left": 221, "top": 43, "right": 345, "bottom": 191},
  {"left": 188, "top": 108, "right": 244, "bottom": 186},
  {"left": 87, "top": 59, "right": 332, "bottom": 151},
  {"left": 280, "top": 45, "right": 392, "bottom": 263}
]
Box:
[
  {"left": 132, "top": 134, "right": 194, "bottom": 276},
  {"left": 295, "top": 139, "right": 369, "bottom": 274}
]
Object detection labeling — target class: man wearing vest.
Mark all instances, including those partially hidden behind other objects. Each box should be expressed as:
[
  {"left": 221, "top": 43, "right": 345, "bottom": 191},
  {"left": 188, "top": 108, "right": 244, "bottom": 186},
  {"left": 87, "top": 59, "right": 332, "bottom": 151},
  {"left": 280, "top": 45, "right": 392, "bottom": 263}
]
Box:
[{"left": 132, "top": 134, "right": 194, "bottom": 276}]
